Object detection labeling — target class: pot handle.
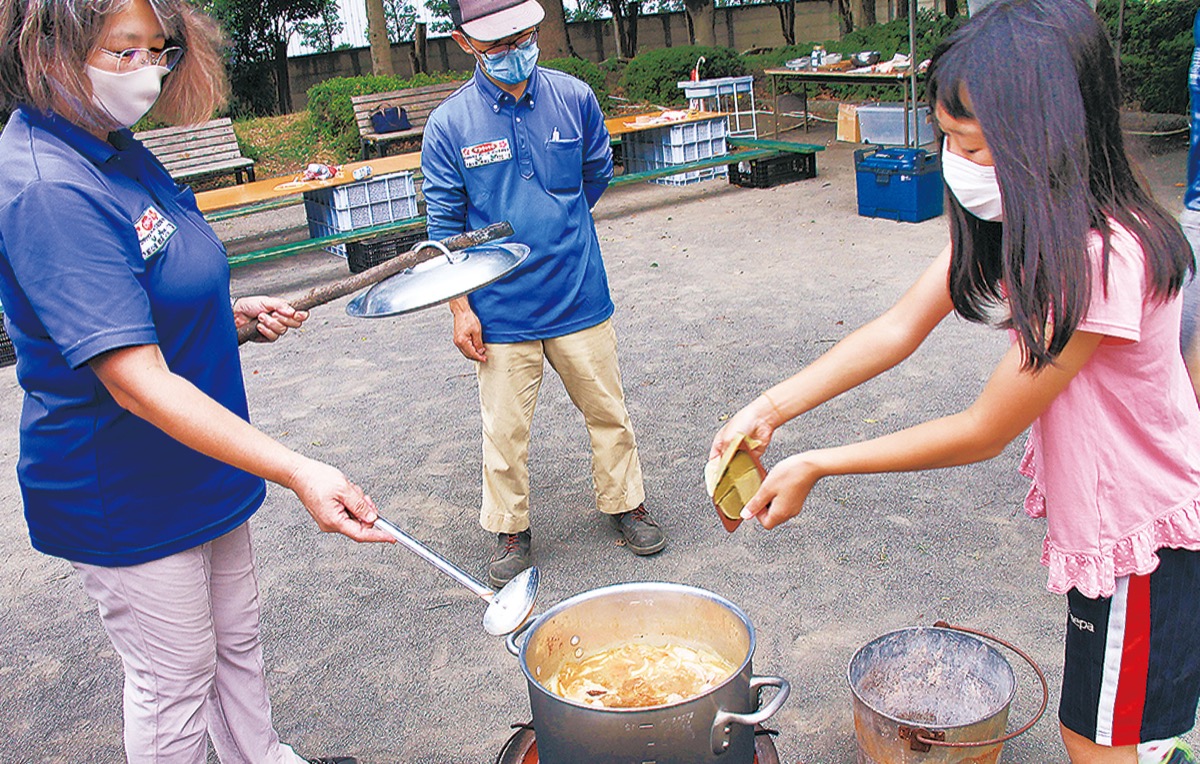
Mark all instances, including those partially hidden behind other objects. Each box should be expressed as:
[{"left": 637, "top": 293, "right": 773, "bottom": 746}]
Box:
[
  {"left": 710, "top": 675, "right": 790, "bottom": 756},
  {"left": 504, "top": 616, "right": 537, "bottom": 658}
]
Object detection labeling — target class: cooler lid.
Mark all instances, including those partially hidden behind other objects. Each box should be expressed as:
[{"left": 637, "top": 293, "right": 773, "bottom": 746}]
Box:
[{"left": 856, "top": 147, "right": 937, "bottom": 173}]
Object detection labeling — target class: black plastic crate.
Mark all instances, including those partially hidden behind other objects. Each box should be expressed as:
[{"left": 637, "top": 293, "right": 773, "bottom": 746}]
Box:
[
  {"left": 345, "top": 227, "right": 429, "bottom": 274},
  {"left": 0, "top": 318, "right": 15, "bottom": 368},
  {"left": 727, "top": 152, "right": 817, "bottom": 189}
]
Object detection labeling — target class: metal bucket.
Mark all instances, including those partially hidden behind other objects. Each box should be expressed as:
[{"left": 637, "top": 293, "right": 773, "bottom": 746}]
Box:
[
  {"left": 847, "top": 623, "right": 1048, "bottom": 764},
  {"left": 505, "top": 582, "right": 789, "bottom": 764}
]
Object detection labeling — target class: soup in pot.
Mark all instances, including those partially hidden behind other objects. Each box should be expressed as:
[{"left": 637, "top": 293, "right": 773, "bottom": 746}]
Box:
[{"left": 545, "top": 641, "right": 737, "bottom": 709}]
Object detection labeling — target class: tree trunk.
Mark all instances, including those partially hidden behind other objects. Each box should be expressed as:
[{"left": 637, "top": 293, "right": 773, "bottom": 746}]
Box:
[
  {"left": 836, "top": 0, "right": 853, "bottom": 34},
  {"left": 410, "top": 22, "right": 427, "bottom": 74},
  {"left": 621, "top": 0, "right": 640, "bottom": 55},
  {"left": 609, "top": 1, "right": 626, "bottom": 58},
  {"left": 775, "top": 0, "right": 796, "bottom": 45},
  {"left": 540, "top": 0, "right": 570, "bottom": 58},
  {"left": 684, "top": 0, "right": 716, "bottom": 47},
  {"left": 273, "top": 38, "right": 292, "bottom": 114},
  {"left": 859, "top": 0, "right": 877, "bottom": 25},
  {"left": 365, "top": 0, "right": 395, "bottom": 76}
]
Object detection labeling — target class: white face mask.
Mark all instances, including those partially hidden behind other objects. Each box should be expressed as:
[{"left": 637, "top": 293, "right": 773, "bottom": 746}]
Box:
[
  {"left": 941, "top": 140, "right": 1004, "bottom": 222},
  {"left": 86, "top": 64, "right": 169, "bottom": 128}
]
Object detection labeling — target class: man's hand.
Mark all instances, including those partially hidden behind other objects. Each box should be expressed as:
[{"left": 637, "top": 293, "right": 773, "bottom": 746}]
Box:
[{"left": 449, "top": 297, "right": 487, "bottom": 362}]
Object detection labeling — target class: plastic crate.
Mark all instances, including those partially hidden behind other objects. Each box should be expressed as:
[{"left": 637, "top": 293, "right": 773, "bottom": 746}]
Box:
[
  {"left": 623, "top": 118, "right": 729, "bottom": 186},
  {"left": 854, "top": 147, "right": 943, "bottom": 223},
  {"left": 728, "top": 153, "right": 817, "bottom": 188},
  {"left": 0, "top": 315, "right": 14, "bottom": 368},
  {"left": 857, "top": 103, "right": 935, "bottom": 146},
  {"left": 345, "top": 227, "right": 429, "bottom": 274},
  {"left": 304, "top": 171, "right": 419, "bottom": 257}
]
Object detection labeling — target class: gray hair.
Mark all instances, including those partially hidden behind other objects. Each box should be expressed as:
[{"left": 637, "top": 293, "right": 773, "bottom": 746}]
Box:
[{"left": 0, "top": 0, "right": 228, "bottom": 129}]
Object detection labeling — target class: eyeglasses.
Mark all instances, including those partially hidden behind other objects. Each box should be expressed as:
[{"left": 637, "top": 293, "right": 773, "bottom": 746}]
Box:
[
  {"left": 467, "top": 29, "right": 537, "bottom": 62},
  {"left": 97, "top": 46, "right": 184, "bottom": 72}
]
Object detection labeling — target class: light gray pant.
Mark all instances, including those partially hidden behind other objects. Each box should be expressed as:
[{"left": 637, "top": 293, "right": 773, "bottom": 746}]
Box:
[
  {"left": 73, "top": 523, "right": 305, "bottom": 764},
  {"left": 1180, "top": 209, "right": 1200, "bottom": 354}
]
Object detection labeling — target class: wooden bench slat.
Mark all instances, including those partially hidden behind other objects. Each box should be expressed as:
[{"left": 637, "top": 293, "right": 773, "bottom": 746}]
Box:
[
  {"left": 349, "top": 81, "right": 465, "bottom": 159},
  {"left": 135, "top": 116, "right": 255, "bottom": 185}
]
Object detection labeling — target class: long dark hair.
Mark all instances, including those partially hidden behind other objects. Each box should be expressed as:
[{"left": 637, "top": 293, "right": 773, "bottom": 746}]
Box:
[{"left": 928, "top": 0, "right": 1192, "bottom": 371}]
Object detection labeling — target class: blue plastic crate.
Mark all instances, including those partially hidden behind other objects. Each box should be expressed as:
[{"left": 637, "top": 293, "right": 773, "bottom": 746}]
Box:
[
  {"left": 854, "top": 147, "right": 943, "bottom": 223},
  {"left": 303, "top": 170, "right": 420, "bottom": 256}
]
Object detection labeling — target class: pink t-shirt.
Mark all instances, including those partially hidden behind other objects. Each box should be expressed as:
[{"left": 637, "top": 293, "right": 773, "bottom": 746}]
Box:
[{"left": 1019, "top": 221, "right": 1200, "bottom": 599}]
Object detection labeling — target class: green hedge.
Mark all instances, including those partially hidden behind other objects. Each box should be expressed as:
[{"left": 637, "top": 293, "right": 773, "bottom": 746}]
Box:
[
  {"left": 306, "top": 71, "right": 470, "bottom": 158},
  {"left": 618, "top": 46, "right": 747, "bottom": 106},
  {"left": 542, "top": 57, "right": 609, "bottom": 106},
  {"left": 1098, "top": 0, "right": 1197, "bottom": 114}
]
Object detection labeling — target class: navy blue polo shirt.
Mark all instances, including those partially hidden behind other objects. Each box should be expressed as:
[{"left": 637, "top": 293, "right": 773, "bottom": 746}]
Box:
[
  {"left": 421, "top": 66, "right": 615, "bottom": 342},
  {"left": 0, "top": 107, "right": 265, "bottom": 566}
]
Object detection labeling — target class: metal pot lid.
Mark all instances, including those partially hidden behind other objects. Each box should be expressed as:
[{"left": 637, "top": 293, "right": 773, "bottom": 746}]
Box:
[{"left": 346, "top": 241, "right": 530, "bottom": 318}]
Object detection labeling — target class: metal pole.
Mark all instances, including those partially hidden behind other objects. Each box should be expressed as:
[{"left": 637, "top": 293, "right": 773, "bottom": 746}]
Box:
[{"left": 909, "top": 0, "right": 918, "bottom": 147}]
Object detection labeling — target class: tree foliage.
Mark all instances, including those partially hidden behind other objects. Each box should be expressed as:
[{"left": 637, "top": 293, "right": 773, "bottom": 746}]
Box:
[
  {"left": 201, "top": 0, "right": 338, "bottom": 114},
  {"left": 1097, "top": 0, "right": 1198, "bottom": 114}
]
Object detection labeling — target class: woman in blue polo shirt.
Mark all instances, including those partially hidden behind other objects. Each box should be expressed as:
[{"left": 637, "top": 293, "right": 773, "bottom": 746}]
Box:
[{"left": 0, "top": 1, "right": 386, "bottom": 762}]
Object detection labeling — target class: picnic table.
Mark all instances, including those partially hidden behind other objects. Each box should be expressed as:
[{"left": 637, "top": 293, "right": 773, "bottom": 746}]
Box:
[
  {"left": 196, "top": 153, "right": 425, "bottom": 268},
  {"left": 764, "top": 68, "right": 920, "bottom": 142}
]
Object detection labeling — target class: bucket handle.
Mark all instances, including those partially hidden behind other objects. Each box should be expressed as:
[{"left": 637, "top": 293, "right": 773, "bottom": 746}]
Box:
[
  {"left": 710, "top": 675, "right": 790, "bottom": 755},
  {"left": 504, "top": 616, "right": 537, "bottom": 658},
  {"left": 900, "top": 621, "right": 1049, "bottom": 753}
]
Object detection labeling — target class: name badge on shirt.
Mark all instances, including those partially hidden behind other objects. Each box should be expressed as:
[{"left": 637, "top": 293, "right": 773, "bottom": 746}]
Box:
[
  {"left": 135, "top": 205, "right": 177, "bottom": 260},
  {"left": 462, "top": 139, "right": 513, "bottom": 169}
]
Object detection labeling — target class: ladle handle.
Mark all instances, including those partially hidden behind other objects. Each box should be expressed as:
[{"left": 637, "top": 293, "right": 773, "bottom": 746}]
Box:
[
  {"left": 236, "top": 221, "right": 514, "bottom": 344},
  {"left": 904, "top": 621, "right": 1049, "bottom": 751},
  {"left": 373, "top": 516, "right": 494, "bottom": 601}
]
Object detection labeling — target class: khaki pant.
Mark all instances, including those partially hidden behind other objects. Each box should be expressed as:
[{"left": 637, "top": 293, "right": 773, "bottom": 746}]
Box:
[
  {"left": 477, "top": 318, "right": 645, "bottom": 533},
  {"left": 73, "top": 523, "right": 306, "bottom": 764}
]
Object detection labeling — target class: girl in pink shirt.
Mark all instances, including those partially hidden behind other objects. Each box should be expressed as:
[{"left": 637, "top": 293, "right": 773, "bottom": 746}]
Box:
[{"left": 711, "top": 1, "right": 1198, "bottom": 762}]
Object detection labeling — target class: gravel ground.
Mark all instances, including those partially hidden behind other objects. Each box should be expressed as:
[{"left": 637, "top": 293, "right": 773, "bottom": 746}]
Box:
[{"left": 0, "top": 119, "right": 1191, "bottom": 763}]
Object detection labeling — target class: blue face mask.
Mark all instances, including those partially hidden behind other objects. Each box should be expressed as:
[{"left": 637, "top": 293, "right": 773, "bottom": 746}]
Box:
[{"left": 481, "top": 41, "right": 539, "bottom": 85}]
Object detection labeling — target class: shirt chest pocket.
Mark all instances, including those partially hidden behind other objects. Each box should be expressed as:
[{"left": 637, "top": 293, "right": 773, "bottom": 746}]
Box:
[{"left": 543, "top": 136, "right": 583, "bottom": 194}]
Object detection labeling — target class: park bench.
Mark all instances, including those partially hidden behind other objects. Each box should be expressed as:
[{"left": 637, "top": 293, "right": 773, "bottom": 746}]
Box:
[
  {"left": 135, "top": 117, "right": 256, "bottom": 185},
  {"left": 351, "top": 81, "right": 466, "bottom": 160}
]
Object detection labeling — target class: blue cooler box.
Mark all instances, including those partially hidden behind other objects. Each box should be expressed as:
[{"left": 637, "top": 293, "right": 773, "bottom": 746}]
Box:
[{"left": 854, "top": 147, "right": 943, "bottom": 223}]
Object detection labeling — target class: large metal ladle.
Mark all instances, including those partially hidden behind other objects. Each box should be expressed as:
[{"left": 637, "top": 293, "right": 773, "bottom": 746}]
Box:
[{"left": 373, "top": 516, "right": 538, "bottom": 636}]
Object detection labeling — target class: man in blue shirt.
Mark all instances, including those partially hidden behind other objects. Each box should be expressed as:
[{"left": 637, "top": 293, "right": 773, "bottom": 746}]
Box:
[{"left": 422, "top": 0, "right": 665, "bottom": 587}]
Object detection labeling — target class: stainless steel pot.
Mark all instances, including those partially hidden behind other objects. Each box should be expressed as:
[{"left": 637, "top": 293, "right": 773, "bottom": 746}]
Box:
[{"left": 505, "top": 582, "right": 789, "bottom": 764}]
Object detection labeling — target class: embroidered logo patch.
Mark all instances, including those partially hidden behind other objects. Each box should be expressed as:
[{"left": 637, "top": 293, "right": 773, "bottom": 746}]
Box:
[
  {"left": 461, "top": 139, "right": 512, "bottom": 169},
  {"left": 135, "top": 205, "right": 177, "bottom": 260}
]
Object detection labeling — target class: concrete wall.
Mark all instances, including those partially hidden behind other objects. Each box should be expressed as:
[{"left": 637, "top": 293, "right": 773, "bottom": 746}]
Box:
[{"left": 286, "top": 0, "right": 926, "bottom": 109}]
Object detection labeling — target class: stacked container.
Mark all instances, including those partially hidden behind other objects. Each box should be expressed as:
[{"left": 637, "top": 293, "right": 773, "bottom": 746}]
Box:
[
  {"left": 623, "top": 118, "right": 729, "bottom": 186},
  {"left": 304, "top": 170, "right": 420, "bottom": 257}
]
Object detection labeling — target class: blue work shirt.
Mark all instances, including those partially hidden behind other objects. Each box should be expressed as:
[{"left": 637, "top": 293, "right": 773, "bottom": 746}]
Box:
[
  {"left": 421, "top": 66, "right": 615, "bottom": 342},
  {"left": 1187, "top": 10, "right": 1200, "bottom": 211},
  {"left": 0, "top": 107, "right": 265, "bottom": 566}
]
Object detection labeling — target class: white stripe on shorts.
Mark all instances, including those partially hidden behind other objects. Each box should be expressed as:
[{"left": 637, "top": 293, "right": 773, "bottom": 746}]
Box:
[{"left": 1096, "top": 576, "right": 1131, "bottom": 747}]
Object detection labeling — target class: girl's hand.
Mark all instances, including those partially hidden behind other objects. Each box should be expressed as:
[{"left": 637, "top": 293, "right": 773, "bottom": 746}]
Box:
[
  {"left": 709, "top": 395, "right": 781, "bottom": 461},
  {"left": 233, "top": 296, "right": 308, "bottom": 342},
  {"left": 286, "top": 457, "right": 394, "bottom": 543},
  {"left": 741, "top": 451, "right": 824, "bottom": 529}
]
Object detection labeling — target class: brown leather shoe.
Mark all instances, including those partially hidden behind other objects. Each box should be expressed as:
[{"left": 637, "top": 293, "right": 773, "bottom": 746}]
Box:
[
  {"left": 611, "top": 504, "right": 666, "bottom": 555},
  {"left": 489, "top": 530, "right": 532, "bottom": 588}
]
